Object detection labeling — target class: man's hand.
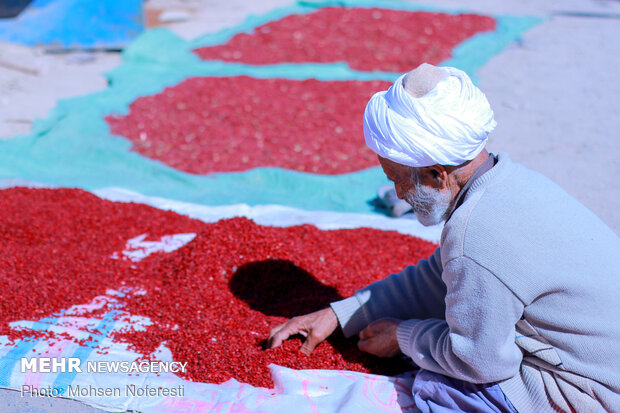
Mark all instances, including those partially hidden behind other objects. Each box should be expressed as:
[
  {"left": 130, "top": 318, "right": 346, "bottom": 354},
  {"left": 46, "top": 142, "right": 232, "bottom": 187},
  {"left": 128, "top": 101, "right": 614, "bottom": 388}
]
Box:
[
  {"left": 357, "top": 318, "right": 402, "bottom": 358},
  {"left": 267, "top": 307, "right": 339, "bottom": 355}
]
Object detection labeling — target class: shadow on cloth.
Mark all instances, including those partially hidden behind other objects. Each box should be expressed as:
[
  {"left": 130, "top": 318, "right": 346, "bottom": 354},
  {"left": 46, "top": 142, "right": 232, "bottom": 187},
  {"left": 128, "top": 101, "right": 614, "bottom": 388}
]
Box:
[{"left": 229, "top": 259, "right": 416, "bottom": 377}]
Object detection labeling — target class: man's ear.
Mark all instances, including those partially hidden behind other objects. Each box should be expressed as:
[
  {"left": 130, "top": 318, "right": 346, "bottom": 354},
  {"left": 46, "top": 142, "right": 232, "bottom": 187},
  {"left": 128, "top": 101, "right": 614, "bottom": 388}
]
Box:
[{"left": 419, "top": 165, "right": 449, "bottom": 189}]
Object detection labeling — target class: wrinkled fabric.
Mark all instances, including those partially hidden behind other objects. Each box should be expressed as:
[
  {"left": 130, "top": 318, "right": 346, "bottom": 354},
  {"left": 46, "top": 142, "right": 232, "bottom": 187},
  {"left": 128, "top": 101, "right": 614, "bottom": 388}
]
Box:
[
  {"left": 412, "top": 370, "right": 517, "bottom": 413},
  {"left": 363, "top": 67, "right": 496, "bottom": 167}
]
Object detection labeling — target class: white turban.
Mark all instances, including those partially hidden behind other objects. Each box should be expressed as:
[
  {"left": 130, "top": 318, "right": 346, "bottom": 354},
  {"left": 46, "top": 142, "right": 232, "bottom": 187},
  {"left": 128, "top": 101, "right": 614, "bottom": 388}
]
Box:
[{"left": 363, "top": 66, "right": 496, "bottom": 167}]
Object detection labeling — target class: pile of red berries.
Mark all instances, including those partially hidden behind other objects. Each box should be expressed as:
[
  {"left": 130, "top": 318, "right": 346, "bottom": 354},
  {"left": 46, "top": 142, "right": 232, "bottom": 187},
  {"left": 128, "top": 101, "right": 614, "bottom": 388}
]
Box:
[
  {"left": 1, "top": 188, "right": 437, "bottom": 387},
  {"left": 195, "top": 7, "right": 496, "bottom": 73}
]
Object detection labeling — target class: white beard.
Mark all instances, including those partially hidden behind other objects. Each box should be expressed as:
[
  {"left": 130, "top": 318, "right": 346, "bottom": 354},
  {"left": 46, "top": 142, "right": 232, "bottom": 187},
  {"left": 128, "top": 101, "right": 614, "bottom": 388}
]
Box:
[{"left": 404, "top": 181, "right": 452, "bottom": 227}]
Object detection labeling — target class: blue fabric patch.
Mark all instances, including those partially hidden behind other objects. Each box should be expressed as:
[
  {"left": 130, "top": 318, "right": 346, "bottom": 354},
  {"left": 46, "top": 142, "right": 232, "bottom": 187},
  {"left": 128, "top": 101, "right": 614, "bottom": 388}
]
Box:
[{"left": 0, "top": 0, "right": 143, "bottom": 50}]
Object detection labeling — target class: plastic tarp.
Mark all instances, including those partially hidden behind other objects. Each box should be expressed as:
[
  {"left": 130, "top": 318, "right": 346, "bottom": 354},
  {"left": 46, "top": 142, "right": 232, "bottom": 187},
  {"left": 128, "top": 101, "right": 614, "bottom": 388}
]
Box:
[
  {"left": 0, "top": 180, "right": 425, "bottom": 412},
  {"left": 0, "top": 0, "right": 143, "bottom": 50},
  {"left": 0, "top": 2, "right": 541, "bottom": 212}
]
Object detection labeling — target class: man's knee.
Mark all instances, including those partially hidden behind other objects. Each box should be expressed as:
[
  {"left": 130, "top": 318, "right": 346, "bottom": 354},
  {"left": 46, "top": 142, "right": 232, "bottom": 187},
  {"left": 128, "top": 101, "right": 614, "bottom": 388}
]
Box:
[{"left": 412, "top": 370, "right": 516, "bottom": 413}]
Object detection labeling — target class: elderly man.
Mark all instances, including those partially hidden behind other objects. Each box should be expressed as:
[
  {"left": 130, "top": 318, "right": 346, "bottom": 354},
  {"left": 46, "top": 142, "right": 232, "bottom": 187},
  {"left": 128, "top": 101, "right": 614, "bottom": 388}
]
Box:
[{"left": 267, "top": 63, "right": 620, "bottom": 412}]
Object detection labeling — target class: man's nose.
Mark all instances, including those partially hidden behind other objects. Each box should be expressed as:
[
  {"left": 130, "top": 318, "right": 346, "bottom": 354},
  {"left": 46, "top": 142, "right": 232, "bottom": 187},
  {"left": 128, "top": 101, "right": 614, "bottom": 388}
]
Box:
[{"left": 394, "top": 184, "right": 405, "bottom": 200}]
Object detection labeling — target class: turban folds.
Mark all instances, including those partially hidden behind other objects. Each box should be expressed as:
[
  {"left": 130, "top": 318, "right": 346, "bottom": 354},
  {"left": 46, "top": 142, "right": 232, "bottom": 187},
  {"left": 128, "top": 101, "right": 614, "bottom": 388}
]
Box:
[{"left": 363, "top": 66, "right": 496, "bottom": 167}]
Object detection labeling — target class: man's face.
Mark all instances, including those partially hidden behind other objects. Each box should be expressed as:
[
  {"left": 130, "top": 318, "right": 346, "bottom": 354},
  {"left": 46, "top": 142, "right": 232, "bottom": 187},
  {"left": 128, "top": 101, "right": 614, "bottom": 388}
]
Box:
[{"left": 378, "top": 156, "right": 452, "bottom": 226}]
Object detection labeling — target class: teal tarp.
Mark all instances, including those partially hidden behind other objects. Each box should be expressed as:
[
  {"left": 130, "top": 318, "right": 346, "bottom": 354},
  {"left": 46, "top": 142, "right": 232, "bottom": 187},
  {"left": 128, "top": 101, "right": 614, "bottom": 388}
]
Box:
[{"left": 0, "top": 1, "right": 542, "bottom": 213}]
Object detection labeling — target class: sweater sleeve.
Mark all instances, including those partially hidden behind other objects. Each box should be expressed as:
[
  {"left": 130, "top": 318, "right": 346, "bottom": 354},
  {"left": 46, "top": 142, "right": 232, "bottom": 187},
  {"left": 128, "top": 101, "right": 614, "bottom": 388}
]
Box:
[
  {"left": 396, "top": 255, "right": 524, "bottom": 383},
  {"left": 330, "top": 248, "right": 447, "bottom": 338}
]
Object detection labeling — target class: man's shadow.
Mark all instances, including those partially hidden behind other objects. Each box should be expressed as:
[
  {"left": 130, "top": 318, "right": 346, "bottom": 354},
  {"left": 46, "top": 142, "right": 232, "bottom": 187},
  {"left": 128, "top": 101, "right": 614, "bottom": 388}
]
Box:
[{"left": 229, "top": 259, "right": 414, "bottom": 377}]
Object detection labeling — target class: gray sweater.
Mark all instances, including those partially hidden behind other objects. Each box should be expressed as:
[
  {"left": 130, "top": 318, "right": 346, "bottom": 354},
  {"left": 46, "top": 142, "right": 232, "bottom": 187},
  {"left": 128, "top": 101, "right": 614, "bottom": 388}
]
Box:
[{"left": 331, "top": 153, "right": 620, "bottom": 412}]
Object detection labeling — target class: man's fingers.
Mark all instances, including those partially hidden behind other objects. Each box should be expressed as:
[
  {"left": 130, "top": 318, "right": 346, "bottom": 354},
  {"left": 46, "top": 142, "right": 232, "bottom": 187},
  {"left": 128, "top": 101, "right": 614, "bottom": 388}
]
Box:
[
  {"left": 266, "top": 331, "right": 283, "bottom": 349},
  {"left": 357, "top": 318, "right": 403, "bottom": 358},
  {"left": 267, "top": 323, "right": 297, "bottom": 349},
  {"left": 265, "top": 308, "right": 338, "bottom": 353},
  {"left": 299, "top": 333, "right": 320, "bottom": 356},
  {"left": 359, "top": 326, "right": 370, "bottom": 340},
  {"left": 266, "top": 325, "right": 282, "bottom": 348}
]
